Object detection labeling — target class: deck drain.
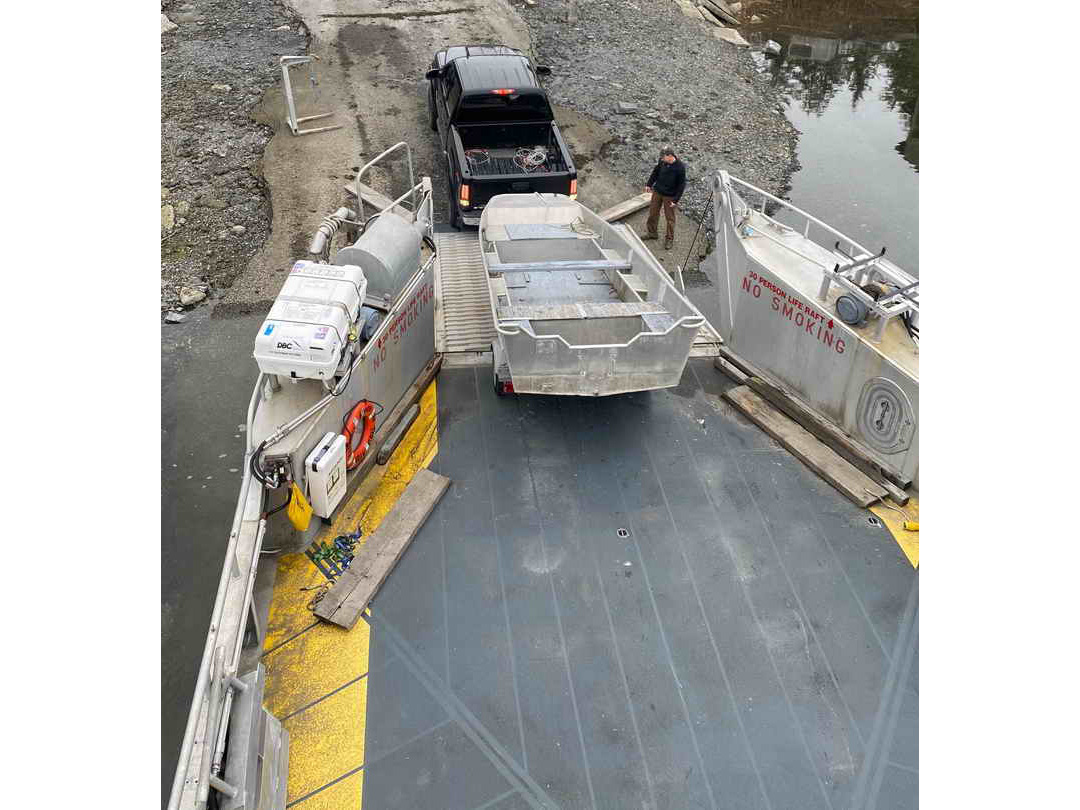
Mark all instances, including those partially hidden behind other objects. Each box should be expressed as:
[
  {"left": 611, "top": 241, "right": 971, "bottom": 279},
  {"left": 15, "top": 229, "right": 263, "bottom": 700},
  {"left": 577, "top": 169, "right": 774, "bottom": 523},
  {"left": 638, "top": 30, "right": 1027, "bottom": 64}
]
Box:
[
  {"left": 616, "top": 528, "right": 630, "bottom": 538},
  {"left": 867, "top": 516, "right": 882, "bottom": 527}
]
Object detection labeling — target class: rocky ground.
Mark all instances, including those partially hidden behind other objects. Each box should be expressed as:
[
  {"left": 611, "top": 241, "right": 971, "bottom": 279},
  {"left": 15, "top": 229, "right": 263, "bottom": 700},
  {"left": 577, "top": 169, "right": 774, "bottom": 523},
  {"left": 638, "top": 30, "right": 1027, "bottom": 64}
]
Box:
[
  {"left": 160, "top": 0, "right": 307, "bottom": 317},
  {"left": 522, "top": 0, "right": 799, "bottom": 222},
  {"left": 159, "top": 0, "right": 798, "bottom": 317}
]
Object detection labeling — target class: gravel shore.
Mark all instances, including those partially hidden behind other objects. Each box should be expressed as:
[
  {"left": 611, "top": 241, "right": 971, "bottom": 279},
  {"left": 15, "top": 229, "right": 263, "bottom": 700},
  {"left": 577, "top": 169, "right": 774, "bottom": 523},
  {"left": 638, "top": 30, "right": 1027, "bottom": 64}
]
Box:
[
  {"left": 521, "top": 0, "right": 799, "bottom": 220},
  {"left": 160, "top": 0, "right": 307, "bottom": 315}
]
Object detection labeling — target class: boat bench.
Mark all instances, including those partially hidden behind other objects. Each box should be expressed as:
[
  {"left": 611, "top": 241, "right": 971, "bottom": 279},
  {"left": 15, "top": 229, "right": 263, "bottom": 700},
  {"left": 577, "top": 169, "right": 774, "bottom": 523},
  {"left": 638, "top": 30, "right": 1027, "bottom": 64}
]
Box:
[
  {"left": 488, "top": 258, "right": 633, "bottom": 276},
  {"left": 497, "top": 301, "right": 669, "bottom": 322}
]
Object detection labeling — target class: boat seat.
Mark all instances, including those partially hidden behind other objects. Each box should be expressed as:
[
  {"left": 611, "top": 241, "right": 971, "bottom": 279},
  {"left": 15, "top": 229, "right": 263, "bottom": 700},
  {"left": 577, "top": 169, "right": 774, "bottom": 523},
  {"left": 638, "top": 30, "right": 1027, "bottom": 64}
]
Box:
[
  {"left": 488, "top": 258, "right": 633, "bottom": 275},
  {"left": 497, "top": 301, "right": 669, "bottom": 321}
]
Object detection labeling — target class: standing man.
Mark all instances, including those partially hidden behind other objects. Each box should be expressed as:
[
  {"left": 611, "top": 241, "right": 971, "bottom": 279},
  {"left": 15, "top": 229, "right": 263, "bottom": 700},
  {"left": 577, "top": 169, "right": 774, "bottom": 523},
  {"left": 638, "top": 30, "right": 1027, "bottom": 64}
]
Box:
[{"left": 643, "top": 147, "right": 686, "bottom": 250}]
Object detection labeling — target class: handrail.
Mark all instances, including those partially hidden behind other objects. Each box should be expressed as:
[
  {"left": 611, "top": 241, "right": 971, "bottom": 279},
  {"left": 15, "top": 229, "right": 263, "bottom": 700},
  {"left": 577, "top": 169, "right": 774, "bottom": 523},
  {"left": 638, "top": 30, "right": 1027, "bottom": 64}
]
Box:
[
  {"left": 168, "top": 436, "right": 262, "bottom": 809},
  {"left": 725, "top": 173, "right": 874, "bottom": 261},
  {"left": 356, "top": 141, "right": 416, "bottom": 224}
]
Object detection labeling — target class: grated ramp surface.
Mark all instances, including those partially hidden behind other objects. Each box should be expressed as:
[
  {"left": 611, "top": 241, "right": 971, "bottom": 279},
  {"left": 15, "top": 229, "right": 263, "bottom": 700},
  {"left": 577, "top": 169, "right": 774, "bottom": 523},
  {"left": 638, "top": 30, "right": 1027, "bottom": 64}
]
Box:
[{"left": 434, "top": 230, "right": 497, "bottom": 356}]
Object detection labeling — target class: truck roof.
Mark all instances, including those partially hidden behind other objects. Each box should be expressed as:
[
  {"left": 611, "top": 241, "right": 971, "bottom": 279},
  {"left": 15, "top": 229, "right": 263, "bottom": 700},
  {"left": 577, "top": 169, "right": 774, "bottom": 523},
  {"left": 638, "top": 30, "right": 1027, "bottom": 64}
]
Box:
[{"left": 435, "top": 46, "right": 541, "bottom": 94}]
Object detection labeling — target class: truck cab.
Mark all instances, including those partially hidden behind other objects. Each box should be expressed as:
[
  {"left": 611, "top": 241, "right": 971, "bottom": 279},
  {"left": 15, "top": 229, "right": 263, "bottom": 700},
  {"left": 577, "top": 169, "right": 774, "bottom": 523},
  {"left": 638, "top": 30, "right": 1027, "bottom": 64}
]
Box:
[{"left": 426, "top": 45, "right": 577, "bottom": 228}]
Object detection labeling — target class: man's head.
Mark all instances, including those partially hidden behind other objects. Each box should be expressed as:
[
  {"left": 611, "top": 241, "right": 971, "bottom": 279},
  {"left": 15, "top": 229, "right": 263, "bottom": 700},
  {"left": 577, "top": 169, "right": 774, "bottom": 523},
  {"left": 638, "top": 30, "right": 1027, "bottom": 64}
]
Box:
[{"left": 660, "top": 146, "right": 676, "bottom": 164}]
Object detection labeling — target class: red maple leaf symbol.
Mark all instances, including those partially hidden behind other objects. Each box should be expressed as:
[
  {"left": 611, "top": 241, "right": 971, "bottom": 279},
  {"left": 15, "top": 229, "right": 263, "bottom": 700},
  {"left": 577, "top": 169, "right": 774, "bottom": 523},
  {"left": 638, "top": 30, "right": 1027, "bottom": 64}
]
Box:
[{"left": 828, "top": 319, "right": 834, "bottom": 329}]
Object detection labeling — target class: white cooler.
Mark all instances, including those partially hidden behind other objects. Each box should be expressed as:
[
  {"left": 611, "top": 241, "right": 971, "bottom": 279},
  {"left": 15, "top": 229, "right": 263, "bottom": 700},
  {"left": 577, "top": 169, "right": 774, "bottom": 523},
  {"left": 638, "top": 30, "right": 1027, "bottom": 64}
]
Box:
[{"left": 254, "top": 261, "right": 368, "bottom": 380}]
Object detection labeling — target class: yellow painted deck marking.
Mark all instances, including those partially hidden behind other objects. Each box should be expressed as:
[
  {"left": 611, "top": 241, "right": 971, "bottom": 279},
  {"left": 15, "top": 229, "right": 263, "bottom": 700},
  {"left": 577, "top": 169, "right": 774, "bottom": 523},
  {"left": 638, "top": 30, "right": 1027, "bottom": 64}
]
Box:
[
  {"left": 264, "top": 621, "right": 369, "bottom": 719},
  {"left": 262, "top": 380, "right": 439, "bottom": 808},
  {"left": 871, "top": 493, "right": 919, "bottom": 568},
  {"left": 281, "top": 677, "right": 367, "bottom": 804},
  {"left": 293, "top": 769, "right": 364, "bottom": 810}
]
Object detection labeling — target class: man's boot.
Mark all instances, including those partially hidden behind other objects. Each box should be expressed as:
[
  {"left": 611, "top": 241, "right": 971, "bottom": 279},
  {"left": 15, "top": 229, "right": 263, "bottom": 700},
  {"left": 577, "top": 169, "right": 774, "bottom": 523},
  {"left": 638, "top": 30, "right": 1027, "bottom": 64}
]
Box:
[
  {"left": 664, "top": 238, "right": 674, "bottom": 250},
  {"left": 641, "top": 232, "right": 658, "bottom": 240}
]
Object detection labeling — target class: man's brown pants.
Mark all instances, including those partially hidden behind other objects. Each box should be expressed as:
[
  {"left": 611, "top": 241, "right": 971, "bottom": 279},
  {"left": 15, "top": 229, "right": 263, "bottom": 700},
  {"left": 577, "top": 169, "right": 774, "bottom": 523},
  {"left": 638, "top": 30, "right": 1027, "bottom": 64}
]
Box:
[{"left": 646, "top": 191, "right": 676, "bottom": 241}]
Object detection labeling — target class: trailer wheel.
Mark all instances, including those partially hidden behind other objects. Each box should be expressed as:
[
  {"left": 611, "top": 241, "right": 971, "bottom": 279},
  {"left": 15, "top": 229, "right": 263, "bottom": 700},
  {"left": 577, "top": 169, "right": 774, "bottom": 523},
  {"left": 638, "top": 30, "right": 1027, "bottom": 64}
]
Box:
[{"left": 491, "top": 342, "right": 511, "bottom": 396}]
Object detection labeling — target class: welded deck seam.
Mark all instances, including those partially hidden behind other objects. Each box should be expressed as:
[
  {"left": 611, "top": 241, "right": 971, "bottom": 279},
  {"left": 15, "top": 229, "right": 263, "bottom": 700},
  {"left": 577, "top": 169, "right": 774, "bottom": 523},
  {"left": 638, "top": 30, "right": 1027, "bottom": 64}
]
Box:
[
  {"left": 469, "top": 788, "right": 521, "bottom": 810},
  {"left": 515, "top": 396, "right": 599, "bottom": 810},
  {"left": 367, "top": 610, "right": 558, "bottom": 809},
  {"left": 597, "top": 398, "right": 719, "bottom": 810},
  {"left": 699, "top": 432, "right": 871, "bottom": 750},
  {"left": 638, "top": 434, "right": 776, "bottom": 810},
  {"left": 886, "top": 760, "right": 918, "bottom": 776},
  {"left": 280, "top": 672, "right": 368, "bottom": 722},
  {"left": 284, "top": 718, "right": 456, "bottom": 808},
  {"left": 554, "top": 398, "right": 659, "bottom": 810},
  {"left": 686, "top": 373, "right": 873, "bottom": 751},
  {"left": 690, "top": 363, "right": 902, "bottom": 661},
  {"left": 662, "top": 390, "right": 837, "bottom": 810},
  {"left": 262, "top": 619, "right": 320, "bottom": 657},
  {"left": 285, "top": 762, "right": 363, "bottom": 808},
  {"left": 849, "top": 578, "right": 918, "bottom": 810},
  {"left": 472, "top": 368, "right": 530, "bottom": 773}
]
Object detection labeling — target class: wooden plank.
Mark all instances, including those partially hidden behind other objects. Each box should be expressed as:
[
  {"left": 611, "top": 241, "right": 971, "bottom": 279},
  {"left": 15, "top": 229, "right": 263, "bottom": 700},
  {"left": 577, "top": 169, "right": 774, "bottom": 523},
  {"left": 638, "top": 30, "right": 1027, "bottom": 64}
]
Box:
[
  {"left": 315, "top": 469, "right": 451, "bottom": 628},
  {"left": 342, "top": 181, "right": 413, "bottom": 220},
  {"left": 697, "top": 6, "right": 725, "bottom": 26},
  {"left": 723, "top": 386, "right": 887, "bottom": 507},
  {"left": 598, "top": 192, "right": 652, "bottom": 222},
  {"left": 713, "top": 355, "right": 748, "bottom": 385},
  {"left": 699, "top": 0, "right": 740, "bottom": 25},
  {"left": 377, "top": 404, "right": 420, "bottom": 465},
  {"left": 717, "top": 345, "right": 912, "bottom": 489},
  {"left": 747, "top": 374, "right": 913, "bottom": 493}
]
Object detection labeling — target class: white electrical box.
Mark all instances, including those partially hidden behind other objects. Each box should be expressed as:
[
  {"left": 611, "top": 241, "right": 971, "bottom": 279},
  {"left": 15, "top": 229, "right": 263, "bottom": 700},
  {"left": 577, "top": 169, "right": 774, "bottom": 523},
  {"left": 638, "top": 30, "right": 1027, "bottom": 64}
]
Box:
[
  {"left": 254, "top": 261, "right": 368, "bottom": 380},
  {"left": 304, "top": 432, "right": 347, "bottom": 518}
]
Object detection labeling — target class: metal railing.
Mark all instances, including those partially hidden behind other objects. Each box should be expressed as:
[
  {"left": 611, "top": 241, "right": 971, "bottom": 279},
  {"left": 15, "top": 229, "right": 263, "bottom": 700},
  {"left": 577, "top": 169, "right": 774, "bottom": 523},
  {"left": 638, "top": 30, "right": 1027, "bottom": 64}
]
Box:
[
  {"left": 718, "top": 171, "right": 918, "bottom": 342},
  {"left": 168, "top": 380, "right": 267, "bottom": 810},
  {"left": 355, "top": 141, "right": 417, "bottom": 224}
]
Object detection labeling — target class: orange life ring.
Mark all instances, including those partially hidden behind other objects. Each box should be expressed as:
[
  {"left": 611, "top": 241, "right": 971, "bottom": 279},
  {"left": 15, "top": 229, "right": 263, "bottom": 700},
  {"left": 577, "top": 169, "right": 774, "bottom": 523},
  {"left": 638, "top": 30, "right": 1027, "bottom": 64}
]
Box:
[{"left": 343, "top": 400, "right": 376, "bottom": 470}]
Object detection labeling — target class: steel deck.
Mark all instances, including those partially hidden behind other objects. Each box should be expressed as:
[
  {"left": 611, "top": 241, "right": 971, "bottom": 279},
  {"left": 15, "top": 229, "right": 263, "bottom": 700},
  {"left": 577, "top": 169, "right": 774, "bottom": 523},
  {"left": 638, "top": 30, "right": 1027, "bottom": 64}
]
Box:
[{"left": 354, "top": 360, "right": 917, "bottom": 809}]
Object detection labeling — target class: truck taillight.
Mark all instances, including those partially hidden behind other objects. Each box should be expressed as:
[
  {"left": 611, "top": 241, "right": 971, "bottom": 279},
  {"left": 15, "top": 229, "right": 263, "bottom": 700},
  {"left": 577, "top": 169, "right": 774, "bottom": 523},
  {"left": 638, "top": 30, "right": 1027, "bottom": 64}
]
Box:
[
  {"left": 569, "top": 179, "right": 577, "bottom": 200},
  {"left": 491, "top": 88, "right": 515, "bottom": 95},
  {"left": 459, "top": 183, "right": 470, "bottom": 208}
]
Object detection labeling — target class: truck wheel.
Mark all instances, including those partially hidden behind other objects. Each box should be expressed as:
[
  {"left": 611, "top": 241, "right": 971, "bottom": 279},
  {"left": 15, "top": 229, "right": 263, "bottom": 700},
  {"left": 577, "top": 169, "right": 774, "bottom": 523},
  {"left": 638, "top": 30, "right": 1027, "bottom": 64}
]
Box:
[{"left": 428, "top": 89, "right": 437, "bottom": 131}]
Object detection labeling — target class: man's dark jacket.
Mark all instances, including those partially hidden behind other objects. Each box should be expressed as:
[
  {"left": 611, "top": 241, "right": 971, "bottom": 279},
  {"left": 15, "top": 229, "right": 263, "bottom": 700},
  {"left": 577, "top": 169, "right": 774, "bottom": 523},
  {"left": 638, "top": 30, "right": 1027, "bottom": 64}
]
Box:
[{"left": 647, "top": 158, "right": 687, "bottom": 203}]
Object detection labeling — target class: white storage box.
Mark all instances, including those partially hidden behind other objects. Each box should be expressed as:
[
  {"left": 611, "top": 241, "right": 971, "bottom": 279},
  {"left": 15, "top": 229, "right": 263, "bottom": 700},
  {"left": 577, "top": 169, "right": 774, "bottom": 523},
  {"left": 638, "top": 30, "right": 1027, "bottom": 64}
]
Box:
[
  {"left": 254, "top": 261, "right": 368, "bottom": 380},
  {"left": 305, "top": 432, "right": 347, "bottom": 518}
]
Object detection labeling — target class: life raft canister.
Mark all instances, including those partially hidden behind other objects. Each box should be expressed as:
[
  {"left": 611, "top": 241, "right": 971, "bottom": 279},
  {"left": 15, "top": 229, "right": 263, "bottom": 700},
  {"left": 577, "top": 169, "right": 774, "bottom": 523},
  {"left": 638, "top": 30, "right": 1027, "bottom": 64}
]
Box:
[{"left": 343, "top": 400, "right": 376, "bottom": 470}]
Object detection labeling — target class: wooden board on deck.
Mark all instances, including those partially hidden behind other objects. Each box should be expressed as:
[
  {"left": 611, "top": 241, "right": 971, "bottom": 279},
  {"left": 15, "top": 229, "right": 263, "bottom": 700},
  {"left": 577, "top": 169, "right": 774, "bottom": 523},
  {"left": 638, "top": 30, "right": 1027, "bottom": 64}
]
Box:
[
  {"left": 315, "top": 468, "right": 451, "bottom": 629},
  {"left": 716, "top": 346, "right": 912, "bottom": 491},
  {"left": 598, "top": 192, "right": 652, "bottom": 222},
  {"left": 723, "top": 386, "right": 887, "bottom": 507}
]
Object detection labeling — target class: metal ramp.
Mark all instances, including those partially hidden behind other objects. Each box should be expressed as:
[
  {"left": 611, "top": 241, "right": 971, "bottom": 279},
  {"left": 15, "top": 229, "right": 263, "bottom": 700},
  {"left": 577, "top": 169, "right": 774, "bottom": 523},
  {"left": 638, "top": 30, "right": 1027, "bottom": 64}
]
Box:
[
  {"left": 434, "top": 229, "right": 721, "bottom": 363},
  {"left": 434, "top": 230, "right": 497, "bottom": 361}
]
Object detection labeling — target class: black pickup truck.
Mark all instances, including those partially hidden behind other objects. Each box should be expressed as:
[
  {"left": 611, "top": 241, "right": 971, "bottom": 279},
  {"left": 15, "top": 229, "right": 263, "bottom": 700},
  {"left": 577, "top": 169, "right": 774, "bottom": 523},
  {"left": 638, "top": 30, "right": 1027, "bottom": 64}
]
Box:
[{"left": 426, "top": 45, "right": 577, "bottom": 228}]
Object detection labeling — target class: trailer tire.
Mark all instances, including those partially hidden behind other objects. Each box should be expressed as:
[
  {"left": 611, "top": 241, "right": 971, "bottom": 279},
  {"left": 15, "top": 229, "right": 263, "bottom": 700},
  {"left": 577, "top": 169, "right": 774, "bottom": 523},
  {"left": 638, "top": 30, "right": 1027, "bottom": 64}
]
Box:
[{"left": 492, "top": 342, "right": 510, "bottom": 396}]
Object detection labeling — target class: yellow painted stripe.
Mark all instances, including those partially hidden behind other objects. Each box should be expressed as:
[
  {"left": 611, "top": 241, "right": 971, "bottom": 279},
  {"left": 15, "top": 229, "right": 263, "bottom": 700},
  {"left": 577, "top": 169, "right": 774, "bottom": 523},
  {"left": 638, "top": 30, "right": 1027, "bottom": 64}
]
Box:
[
  {"left": 281, "top": 676, "right": 367, "bottom": 803},
  {"left": 262, "top": 380, "right": 439, "bottom": 808},
  {"left": 871, "top": 492, "right": 919, "bottom": 568}
]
